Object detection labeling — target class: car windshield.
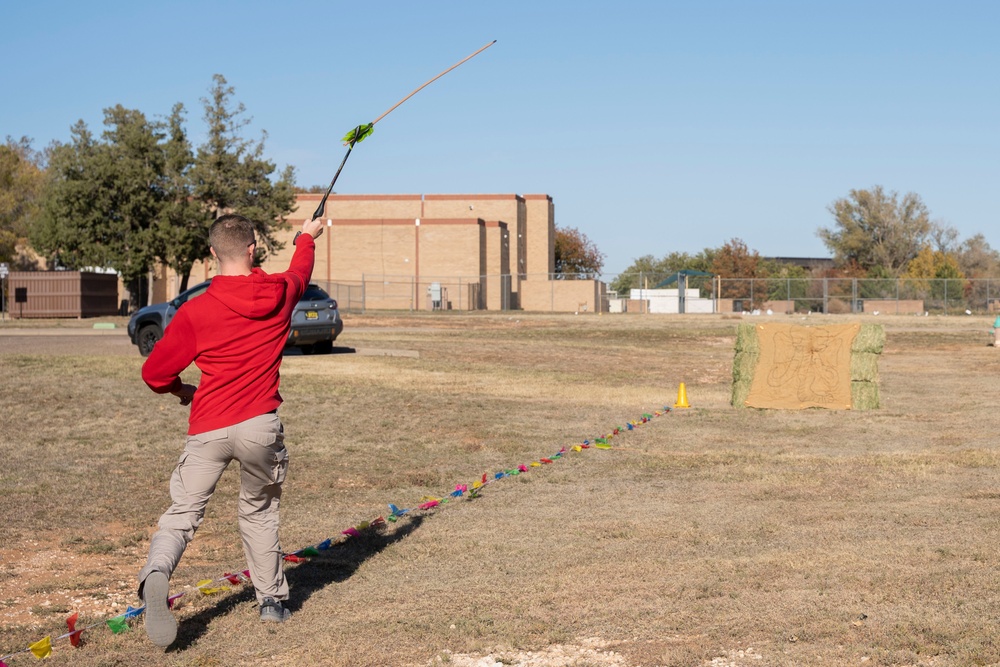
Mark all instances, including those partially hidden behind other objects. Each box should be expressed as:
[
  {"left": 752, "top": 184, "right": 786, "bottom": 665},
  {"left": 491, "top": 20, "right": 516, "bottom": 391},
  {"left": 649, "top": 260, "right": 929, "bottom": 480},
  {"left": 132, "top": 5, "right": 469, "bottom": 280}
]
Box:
[{"left": 302, "top": 285, "right": 330, "bottom": 300}]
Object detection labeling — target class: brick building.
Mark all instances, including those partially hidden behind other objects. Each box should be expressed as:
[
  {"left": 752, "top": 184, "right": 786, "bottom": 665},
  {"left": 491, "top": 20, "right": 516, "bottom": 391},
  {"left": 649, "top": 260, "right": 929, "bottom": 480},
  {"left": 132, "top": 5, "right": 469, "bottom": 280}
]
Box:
[{"left": 253, "top": 192, "right": 605, "bottom": 313}]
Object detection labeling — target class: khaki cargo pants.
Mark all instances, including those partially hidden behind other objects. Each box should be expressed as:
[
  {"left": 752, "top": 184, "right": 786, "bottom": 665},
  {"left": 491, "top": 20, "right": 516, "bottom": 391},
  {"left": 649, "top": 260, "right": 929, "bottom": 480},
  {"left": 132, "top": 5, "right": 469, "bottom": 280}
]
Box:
[{"left": 138, "top": 412, "right": 289, "bottom": 605}]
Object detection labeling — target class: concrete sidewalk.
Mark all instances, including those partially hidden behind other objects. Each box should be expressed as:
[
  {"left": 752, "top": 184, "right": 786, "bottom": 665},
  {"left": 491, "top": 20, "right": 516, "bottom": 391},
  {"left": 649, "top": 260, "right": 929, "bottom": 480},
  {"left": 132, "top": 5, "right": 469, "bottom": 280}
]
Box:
[{"left": 0, "top": 327, "right": 128, "bottom": 336}]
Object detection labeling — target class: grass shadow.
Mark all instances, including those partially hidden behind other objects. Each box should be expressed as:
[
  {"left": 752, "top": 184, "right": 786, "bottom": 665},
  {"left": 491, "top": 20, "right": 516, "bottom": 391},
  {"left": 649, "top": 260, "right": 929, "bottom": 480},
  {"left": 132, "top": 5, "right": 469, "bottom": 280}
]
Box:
[
  {"left": 283, "top": 516, "right": 425, "bottom": 610},
  {"left": 281, "top": 345, "right": 356, "bottom": 356},
  {"left": 168, "top": 515, "right": 424, "bottom": 650}
]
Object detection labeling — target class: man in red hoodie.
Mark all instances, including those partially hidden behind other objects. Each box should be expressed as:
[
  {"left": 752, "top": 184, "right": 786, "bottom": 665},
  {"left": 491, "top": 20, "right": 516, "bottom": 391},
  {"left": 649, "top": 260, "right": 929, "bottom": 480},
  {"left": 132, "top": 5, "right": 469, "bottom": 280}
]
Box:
[{"left": 137, "top": 213, "right": 324, "bottom": 646}]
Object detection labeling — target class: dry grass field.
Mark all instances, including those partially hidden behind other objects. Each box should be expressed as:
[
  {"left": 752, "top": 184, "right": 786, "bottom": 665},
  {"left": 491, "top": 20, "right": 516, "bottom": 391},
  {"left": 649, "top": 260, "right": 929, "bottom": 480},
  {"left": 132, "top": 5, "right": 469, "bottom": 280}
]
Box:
[{"left": 1, "top": 311, "right": 1000, "bottom": 666}]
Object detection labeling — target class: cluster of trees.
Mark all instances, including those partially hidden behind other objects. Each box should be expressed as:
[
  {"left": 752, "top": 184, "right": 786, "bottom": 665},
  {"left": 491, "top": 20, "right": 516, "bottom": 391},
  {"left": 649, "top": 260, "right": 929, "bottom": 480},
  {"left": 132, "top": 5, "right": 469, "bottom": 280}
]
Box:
[
  {"left": 1, "top": 75, "right": 297, "bottom": 306},
  {"left": 818, "top": 185, "right": 998, "bottom": 284},
  {"left": 610, "top": 238, "right": 797, "bottom": 296},
  {"left": 613, "top": 186, "right": 1000, "bottom": 298}
]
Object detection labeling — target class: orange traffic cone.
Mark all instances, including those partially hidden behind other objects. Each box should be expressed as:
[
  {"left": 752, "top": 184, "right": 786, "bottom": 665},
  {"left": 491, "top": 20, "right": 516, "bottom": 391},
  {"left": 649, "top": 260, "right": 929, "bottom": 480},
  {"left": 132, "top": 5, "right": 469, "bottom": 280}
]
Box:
[{"left": 674, "top": 382, "right": 690, "bottom": 408}]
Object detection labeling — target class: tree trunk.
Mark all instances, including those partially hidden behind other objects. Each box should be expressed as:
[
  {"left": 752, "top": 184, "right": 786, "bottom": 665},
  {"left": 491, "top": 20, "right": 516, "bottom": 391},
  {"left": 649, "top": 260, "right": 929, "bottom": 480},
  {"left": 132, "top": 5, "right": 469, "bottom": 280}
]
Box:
[{"left": 178, "top": 263, "right": 193, "bottom": 293}]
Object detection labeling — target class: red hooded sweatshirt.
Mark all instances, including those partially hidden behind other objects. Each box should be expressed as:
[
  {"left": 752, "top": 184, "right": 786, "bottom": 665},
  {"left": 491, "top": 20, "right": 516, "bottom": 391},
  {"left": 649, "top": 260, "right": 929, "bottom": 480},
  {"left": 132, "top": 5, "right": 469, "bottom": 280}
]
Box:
[{"left": 142, "top": 236, "right": 315, "bottom": 435}]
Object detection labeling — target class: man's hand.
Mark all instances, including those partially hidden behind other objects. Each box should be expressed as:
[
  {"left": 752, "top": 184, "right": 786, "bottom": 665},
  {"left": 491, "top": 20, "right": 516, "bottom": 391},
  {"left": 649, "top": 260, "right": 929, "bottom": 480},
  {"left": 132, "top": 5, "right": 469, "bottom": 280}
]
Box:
[
  {"left": 302, "top": 217, "right": 325, "bottom": 240},
  {"left": 171, "top": 383, "right": 197, "bottom": 406}
]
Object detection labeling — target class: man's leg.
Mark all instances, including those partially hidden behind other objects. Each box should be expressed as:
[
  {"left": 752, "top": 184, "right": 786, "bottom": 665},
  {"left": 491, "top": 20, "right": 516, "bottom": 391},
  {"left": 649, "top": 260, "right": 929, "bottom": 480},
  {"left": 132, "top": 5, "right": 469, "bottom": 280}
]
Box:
[
  {"left": 233, "top": 412, "right": 289, "bottom": 607},
  {"left": 138, "top": 428, "right": 233, "bottom": 644}
]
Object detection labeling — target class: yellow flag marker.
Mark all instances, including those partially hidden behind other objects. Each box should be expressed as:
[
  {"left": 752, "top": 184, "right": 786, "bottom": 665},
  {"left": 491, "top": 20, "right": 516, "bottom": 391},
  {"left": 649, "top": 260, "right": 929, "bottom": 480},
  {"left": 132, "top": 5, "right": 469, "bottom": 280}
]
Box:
[
  {"left": 196, "top": 579, "right": 229, "bottom": 595},
  {"left": 29, "top": 636, "right": 52, "bottom": 659}
]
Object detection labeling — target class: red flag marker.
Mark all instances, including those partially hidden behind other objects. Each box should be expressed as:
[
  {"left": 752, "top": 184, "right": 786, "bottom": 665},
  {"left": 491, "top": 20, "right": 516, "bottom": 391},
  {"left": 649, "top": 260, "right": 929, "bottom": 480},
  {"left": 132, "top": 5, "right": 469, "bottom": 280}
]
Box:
[{"left": 67, "top": 612, "right": 83, "bottom": 647}]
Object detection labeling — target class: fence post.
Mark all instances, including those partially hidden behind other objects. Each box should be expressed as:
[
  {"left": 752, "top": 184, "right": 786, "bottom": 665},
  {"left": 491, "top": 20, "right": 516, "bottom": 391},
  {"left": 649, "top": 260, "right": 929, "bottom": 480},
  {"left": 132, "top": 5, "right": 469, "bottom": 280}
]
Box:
[{"left": 638, "top": 271, "right": 643, "bottom": 314}]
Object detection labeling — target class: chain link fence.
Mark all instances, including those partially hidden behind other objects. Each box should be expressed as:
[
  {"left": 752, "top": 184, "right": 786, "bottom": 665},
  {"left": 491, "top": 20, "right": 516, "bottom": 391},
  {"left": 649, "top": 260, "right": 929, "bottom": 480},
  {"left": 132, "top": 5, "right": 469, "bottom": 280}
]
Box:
[
  {"left": 606, "top": 273, "right": 1000, "bottom": 314},
  {"left": 322, "top": 273, "right": 1000, "bottom": 315},
  {"left": 317, "top": 274, "right": 502, "bottom": 314},
  {"left": 716, "top": 277, "right": 1000, "bottom": 314}
]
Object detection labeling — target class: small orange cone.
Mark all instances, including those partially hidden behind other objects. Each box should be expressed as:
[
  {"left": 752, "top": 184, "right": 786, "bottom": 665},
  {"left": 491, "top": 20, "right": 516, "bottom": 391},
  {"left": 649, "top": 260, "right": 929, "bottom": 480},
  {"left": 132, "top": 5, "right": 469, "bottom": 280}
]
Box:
[{"left": 674, "top": 382, "right": 690, "bottom": 408}]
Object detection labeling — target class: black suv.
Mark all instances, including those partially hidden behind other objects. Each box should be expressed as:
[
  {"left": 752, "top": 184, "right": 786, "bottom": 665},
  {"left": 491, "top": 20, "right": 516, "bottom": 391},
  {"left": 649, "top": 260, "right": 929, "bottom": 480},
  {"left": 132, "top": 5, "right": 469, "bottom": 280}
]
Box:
[{"left": 127, "top": 280, "right": 344, "bottom": 356}]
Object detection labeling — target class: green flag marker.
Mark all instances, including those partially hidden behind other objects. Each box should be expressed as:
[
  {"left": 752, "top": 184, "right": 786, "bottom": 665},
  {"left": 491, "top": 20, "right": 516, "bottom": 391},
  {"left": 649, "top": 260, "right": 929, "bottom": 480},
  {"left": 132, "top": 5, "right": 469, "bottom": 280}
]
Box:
[{"left": 106, "top": 616, "right": 129, "bottom": 634}]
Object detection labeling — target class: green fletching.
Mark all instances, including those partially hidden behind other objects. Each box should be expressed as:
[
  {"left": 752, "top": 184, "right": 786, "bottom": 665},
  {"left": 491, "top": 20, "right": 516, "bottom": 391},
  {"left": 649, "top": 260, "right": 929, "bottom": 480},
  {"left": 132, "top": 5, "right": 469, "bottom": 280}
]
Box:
[{"left": 342, "top": 123, "right": 374, "bottom": 145}]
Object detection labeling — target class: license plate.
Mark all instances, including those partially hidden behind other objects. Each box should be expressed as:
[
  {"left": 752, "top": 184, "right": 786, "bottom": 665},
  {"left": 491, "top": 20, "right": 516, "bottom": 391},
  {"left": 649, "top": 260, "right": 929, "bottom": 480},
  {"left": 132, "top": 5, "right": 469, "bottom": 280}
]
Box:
[{"left": 305, "top": 310, "right": 318, "bottom": 320}]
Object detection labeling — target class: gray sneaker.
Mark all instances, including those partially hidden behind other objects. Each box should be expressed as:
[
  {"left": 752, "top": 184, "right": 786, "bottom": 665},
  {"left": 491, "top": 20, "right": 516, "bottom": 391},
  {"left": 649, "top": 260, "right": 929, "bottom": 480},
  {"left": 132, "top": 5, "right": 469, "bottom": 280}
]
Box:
[
  {"left": 260, "top": 597, "right": 291, "bottom": 623},
  {"left": 142, "top": 571, "right": 177, "bottom": 647}
]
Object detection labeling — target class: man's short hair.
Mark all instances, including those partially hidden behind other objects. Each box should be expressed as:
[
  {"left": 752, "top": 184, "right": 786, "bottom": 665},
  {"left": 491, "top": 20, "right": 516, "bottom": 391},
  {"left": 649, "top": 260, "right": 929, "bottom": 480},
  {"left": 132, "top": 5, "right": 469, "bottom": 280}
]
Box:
[{"left": 210, "top": 215, "right": 256, "bottom": 262}]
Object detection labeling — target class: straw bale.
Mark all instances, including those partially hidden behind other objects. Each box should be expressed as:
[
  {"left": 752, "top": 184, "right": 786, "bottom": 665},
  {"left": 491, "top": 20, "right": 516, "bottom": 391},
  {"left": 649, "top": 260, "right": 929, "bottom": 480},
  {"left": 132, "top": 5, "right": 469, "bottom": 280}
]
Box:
[
  {"left": 731, "top": 325, "right": 759, "bottom": 407},
  {"left": 852, "top": 323, "right": 885, "bottom": 353},
  {"left": 731, "top": 380, "right": 752, "bottom": 408},
  {"left": 732, "top": 347, "right": 759, "bottom": 383},
  {"left": 851, "top": 380, "right": 881, "bottom": 409},
  {"left": 850, "top": 352, "right": 880, "bottom": 383},
  {"left": 734, "top": 323, "right": 759, "bottom": 354},
  {"left": 731, "top": 351, "right": 756, "bottom": 407}
]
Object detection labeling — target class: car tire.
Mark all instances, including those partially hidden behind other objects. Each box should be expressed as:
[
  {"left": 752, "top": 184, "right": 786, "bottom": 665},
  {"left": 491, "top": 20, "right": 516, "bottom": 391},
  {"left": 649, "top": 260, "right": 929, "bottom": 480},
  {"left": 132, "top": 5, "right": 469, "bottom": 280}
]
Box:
[
  {"left": 138, "top": 324, "right": 163, "bottom": 357},
  {"left": 313, "top": 340, "right": 334, "bottom": 355}
]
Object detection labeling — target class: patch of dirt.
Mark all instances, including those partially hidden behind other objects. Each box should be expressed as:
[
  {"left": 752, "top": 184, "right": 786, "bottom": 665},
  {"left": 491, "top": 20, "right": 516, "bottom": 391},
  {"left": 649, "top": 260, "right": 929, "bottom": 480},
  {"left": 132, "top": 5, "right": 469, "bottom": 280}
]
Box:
[
  {"left": 431, "top": 638, "right": 630, "bottom": 666},
  {"left": 432, "top": 640, "right": 769, "bottom": 667},
  {"left": 704, "top": 646, "right": 765, "bottom": 666},
  {"left": 0, "top": 544, "right": 137, "bottom": 627}
]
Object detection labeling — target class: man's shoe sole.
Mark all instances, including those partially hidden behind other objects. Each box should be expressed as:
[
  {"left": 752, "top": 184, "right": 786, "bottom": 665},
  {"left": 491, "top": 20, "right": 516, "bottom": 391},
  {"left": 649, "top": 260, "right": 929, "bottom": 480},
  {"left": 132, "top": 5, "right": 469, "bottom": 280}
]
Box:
[{"left": 143, "top": 572, "right": 177, "bottom": 647}]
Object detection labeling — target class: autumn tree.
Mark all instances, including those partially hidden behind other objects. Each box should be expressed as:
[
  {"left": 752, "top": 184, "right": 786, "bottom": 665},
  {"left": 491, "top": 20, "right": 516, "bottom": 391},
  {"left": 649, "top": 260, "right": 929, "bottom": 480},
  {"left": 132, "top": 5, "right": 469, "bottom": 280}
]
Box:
[
  {"left": 706, "top": 238, "right": 769, "bottom": 306},
  {"left": 711, "top": 239, "right": 764, "bottom": 280},
  {"left": 0, "top": 137, "right": 46, "bottom": 267},
  {"left": 553, "top": 225, "right": 605, "bottom": 278},
  {"left": 818, "top": 185, "right": 931, "bottom": 276},
  {"left": 904, "top": 245, "right": 965, "bottom": 301}
]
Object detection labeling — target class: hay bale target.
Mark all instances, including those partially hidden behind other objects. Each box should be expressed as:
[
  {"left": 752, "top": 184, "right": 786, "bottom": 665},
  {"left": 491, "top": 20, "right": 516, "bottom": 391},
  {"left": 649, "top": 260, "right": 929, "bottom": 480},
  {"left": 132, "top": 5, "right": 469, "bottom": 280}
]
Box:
[{"left": 731, "top": 322, "right": 883, "bottom": 410}]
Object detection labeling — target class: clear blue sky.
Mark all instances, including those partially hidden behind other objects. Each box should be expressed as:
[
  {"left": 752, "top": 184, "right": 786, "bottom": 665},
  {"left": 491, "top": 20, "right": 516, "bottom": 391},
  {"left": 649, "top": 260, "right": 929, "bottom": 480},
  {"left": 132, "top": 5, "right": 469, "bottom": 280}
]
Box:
[{"left": 2, "top": 0, "right": 997, "bottom": 275}]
